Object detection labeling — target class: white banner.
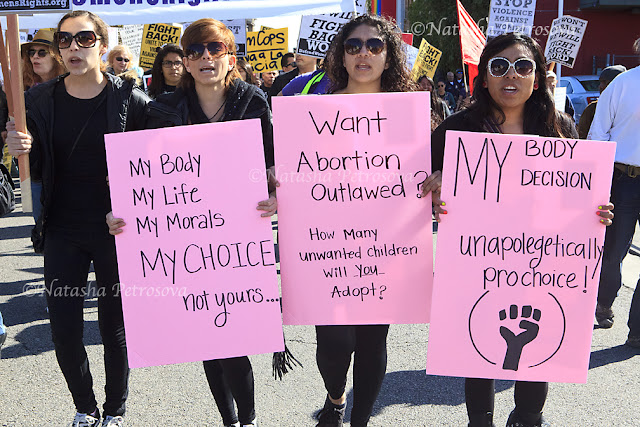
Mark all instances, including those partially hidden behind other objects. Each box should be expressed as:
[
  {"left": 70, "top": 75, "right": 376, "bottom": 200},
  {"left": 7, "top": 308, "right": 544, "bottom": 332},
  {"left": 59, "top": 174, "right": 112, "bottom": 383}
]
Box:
[
  {"left": 119, "top": 24, "right": 143, "bottom": 62},
  {"left": 2, "top": 0, "right": 355, "bottom": 29},
  {"left": 544, "top": 15, "right": 588, "bottom": 69},
  {"left": 487, "top": 0, "right": 537, "bottom": 38}
]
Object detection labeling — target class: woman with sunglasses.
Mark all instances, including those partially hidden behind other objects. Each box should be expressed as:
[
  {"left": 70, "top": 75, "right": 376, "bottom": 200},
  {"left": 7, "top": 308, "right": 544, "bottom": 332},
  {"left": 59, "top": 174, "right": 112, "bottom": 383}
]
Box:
[
  {"left": 107, "top": 18, "right": 275, "bottom": 427},
  {"left": 21, "top": 29, "right": 67, "bottom": 90},
  {"left": 309, "top": 14, "right": 416, "bottom": 427},
  {"left": 6, "top": 10, "right": 150, "bottom": 427},
  {"left": 435, "top": 79, "right": 456, "bottom": 113},
  {"left": 146, "top": 43, "right": 184, "bottom": 99},
  {"left": 427, "top": 32, "right": 613, "bottom": 427},
  {"left": 20, "top": 29, "right": 67, "bottom": 223},
  {"left": 106, "top": 45, "right": 135, "bottom": 76}
]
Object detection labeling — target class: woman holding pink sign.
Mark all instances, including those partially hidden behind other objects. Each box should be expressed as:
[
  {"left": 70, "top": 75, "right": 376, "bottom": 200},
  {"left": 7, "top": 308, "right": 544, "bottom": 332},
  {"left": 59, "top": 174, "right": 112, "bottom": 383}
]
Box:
[
  {"left": 425, "top": 33, "right": 613, "bottom": 427},
  {"left": 308, "top": 14, "right": 417, "bottom": 427},
  {"left": 107, "top": 18, "right": 276, "bottom": 427}
]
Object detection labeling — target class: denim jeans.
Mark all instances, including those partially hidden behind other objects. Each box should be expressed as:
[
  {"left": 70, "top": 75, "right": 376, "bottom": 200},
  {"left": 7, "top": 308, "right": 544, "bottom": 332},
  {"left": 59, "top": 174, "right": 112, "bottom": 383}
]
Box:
[{"left": 597, "top": 169, "right": 640, "bottom": 336}]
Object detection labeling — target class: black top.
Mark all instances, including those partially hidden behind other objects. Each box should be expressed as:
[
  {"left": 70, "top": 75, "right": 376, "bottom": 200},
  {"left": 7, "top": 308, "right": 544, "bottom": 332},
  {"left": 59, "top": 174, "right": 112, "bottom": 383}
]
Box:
[{"left": 48, "top": 83, "right": 110, "bottom": 230}]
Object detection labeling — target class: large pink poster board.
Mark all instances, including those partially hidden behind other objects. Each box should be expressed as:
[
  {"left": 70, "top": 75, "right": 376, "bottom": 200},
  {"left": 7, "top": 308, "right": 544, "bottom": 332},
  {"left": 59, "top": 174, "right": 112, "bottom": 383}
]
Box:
[
  {"left": 426, "top": 131, "right": 615, "bottom": 383},
  {"left": 273, "top": 93, "right": 433, "bottom": 325},
  {"left": 105, "top": 120, "right": 284, "bottom": 368}
]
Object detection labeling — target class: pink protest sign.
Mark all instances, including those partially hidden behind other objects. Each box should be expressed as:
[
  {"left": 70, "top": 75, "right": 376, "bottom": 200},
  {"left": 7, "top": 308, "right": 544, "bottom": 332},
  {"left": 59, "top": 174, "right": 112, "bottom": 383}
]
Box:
[
  {"left": 104, "top": 120, "right": 284, "bottom": 368},
  {"left": 273, "top": 92, "right": 433, "bottom": 325},
  {"left": 426, "top": 131, "right": 616, "bottom": 383}
]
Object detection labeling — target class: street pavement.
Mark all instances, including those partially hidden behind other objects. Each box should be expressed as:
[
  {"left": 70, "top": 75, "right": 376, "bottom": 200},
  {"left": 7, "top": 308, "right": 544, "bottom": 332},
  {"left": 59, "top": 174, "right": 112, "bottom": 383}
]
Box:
[{"left": 1, "top": 182, "right": 639, "bottom": 427}]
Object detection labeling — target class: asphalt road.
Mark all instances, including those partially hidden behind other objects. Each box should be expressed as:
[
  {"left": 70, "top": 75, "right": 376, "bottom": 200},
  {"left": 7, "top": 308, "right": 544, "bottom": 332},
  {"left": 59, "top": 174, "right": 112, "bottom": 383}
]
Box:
[{"left": 1, "top": 182, "right": 639, "bottom": 426}]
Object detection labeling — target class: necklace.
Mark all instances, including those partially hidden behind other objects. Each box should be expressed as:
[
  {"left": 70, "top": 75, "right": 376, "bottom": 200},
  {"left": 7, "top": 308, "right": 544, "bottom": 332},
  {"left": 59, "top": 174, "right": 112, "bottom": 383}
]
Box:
[{"left": 207, "top": 100, "right": 226, "bottom": 122}]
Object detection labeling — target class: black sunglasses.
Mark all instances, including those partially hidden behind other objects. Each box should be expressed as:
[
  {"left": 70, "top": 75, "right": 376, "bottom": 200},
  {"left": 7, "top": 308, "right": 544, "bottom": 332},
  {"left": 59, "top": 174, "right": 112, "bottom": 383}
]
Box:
[
  {"left": 185, "top": 42, "right": 228, "bottom": 60},
  {"left": 344, "top": 38, "right": 385, "bottom": 55},
  {"left": 115, "top": 57, "right": 130, "bottom": 62},
  {"left": 28, "top": 48, "right": 48, "bottom": 58},
  {"left": 54, "top": 30, "right": 100, "bottom": 49}
]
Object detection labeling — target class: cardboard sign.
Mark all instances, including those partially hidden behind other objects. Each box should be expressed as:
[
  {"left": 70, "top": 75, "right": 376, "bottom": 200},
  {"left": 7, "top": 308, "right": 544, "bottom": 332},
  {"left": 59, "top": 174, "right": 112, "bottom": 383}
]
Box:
[
  {"left": 354, "top": 0, "right": 367, "bottom": 15},
  {"left": 246, "top": 27, "right": 288, "bottom": 72},
  {"left": 544, "top": 15, "right": 588, "bottom": 68},
  {"left": 104, "top": 120, "right": 284, "bottom": 368},
  {"left": 222, "top": 19, "right": 247, "bottom": 57},
  {"left": 140, "top": 23, "right": 182, "bottom": 68},
  {"left": 426, "top": 131, "right": 615, "bottom": 383},
  {"left": 410, "top": 38, "right": 442, "bottom": 81},
  {"left": 554, "top": 86, "right": 567, "bottom": 113},
  {"left": 404, "top": 43, "right": 419, "bottom": 72},
  {"left": 273, "top": 93, "right": 434, "bottom": 326},
  {"left": 487, "top": 0, "right": 537, "bottom": 37},
  {"left": 297, "top": 13, "right": 351, "bottom": 59},
  {"left": 119, "top": 24, "right": 143, "bottom": 65}
]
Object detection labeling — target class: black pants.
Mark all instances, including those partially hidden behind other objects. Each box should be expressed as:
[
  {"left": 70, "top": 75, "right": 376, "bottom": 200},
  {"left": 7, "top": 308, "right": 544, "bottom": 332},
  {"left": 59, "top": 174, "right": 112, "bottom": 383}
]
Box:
[
  {"left": 315, "top": 324, "right": 389, "bottom": 427},
  {"left": 203, "top": 357, "right": 255, "bottom": 425},
  {"left": 465, "top": 378, "right": 548, "bottom": 421},
  {"left": 44, "top": 228, "right": 128, "bottom": 417}
]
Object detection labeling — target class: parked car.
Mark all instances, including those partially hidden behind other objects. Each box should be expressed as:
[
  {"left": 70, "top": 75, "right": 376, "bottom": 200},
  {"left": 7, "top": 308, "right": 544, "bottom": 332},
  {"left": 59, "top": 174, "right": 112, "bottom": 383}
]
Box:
[{"left": 558, "top": 75, "right": 600, "bottom": 122}]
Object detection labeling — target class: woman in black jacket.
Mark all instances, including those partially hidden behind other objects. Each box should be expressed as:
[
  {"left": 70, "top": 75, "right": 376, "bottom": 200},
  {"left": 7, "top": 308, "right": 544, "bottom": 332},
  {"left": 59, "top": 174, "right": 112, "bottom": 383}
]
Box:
[
  {"left": 107, "top": 18, "right": 275, "bottom": 427},
  {"left": 7, "top": 10, "right": 149, "bottom": 427},
  {"left": 425, "top": 33, "right": 613, "bottom": 427}
]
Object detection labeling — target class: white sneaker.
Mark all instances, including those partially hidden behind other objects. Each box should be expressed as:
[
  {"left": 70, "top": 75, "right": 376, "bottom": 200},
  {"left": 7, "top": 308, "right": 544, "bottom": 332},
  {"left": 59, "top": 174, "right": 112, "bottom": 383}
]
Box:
[
  {"left": 242, "top": 420, "right": 258, "bottom": 427},
  {"left": 102, "top": 416, "right": 125, "bottom": 426},
  {"left": 70, "top": 412, "right": 100, "bottom": 427}
]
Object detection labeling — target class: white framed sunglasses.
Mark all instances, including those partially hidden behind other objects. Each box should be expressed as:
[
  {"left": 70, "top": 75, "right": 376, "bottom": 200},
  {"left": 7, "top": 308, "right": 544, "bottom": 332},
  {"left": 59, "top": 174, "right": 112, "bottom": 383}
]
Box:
[{"left": 488, "top": 57, "right": 536, "bottom": 78}]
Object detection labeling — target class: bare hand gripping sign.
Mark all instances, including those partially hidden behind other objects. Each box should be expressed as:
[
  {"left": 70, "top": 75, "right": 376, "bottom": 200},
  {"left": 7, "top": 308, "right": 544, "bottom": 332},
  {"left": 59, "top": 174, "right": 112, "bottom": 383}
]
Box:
[
  {"left": 273, "top": 93, "right": 433, "bottom": 326},
  {"left": 105, "top": 121, "right": 284, "bottom": 368},
  {"left": 426, "top": 131, "right": 615, "bottom": 383}
]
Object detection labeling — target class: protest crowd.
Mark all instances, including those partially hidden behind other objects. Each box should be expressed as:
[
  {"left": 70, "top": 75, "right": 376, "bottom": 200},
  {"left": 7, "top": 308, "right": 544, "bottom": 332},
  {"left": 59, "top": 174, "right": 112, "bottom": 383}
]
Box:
[{"left": 0, "top": 2, "right": 639, "bottom": 427}]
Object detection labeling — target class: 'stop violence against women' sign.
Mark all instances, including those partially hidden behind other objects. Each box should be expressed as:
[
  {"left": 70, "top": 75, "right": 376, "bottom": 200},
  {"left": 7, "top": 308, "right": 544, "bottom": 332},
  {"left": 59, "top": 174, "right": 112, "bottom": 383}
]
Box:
[
  {"left": 273, "top": 93, "right": 434, "bottom": 326},
  {"left": 104, "top": 120, "right": 284, "bottom": 368},
  {"left": 426, "top": 131, "right": 615, "bottom": 383}
]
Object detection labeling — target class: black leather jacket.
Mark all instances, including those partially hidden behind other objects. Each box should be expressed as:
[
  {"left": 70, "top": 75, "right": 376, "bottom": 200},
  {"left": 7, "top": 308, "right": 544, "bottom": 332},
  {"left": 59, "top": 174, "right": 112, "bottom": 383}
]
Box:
[
  {"left": 146, "top": 78, "right": 274, "bottom": 169},
  {"left": 27, "top": 73, "right": 150, "bottom": 251}
]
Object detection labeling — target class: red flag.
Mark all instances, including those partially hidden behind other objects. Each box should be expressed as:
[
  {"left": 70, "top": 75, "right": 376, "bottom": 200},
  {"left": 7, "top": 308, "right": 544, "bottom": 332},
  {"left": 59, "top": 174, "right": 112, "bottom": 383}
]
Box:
[{"left": 457, "top": 0, "right": 486, "bottom": 93}]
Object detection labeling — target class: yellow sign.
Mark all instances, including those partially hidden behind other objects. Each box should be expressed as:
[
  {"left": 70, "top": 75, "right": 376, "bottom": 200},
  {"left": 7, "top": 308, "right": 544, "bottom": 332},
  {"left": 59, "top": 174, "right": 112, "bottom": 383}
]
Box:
[
  {"left": 411, "top": 38, "right": 442, "bottom": 81},
  {"left": 140, "top": 23, "right": 182, "bottom": 68},
  {"left": 246, "top": 28, "right": 288, "bottom": 73}
]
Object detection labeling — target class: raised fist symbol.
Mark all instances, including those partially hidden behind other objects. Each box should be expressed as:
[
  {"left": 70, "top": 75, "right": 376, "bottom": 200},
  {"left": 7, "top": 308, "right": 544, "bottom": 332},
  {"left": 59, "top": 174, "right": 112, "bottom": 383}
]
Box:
[{"left": 499, "top": 305, "right": 541, "bottom": 371}]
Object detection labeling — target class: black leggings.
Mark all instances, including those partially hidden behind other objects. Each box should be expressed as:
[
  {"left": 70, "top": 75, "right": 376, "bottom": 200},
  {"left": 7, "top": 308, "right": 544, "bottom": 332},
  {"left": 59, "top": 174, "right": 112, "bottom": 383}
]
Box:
[
  {"left": 465, "top": 378, "right": 548, "bottom": 420},
  {"left": 203, "top": 357, "right": 255, "bottom": 425},
  {"left": 315, "top": 324, "right": 389, "bottom": 427},
  {"left": 44, "top": 227, "right": 128, "bottom": 417}
]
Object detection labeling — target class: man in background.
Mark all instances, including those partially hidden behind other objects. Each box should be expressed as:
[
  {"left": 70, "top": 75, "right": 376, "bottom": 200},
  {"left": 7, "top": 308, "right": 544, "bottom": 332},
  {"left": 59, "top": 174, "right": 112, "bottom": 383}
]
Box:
[
  {"left": 578, "top": 65, "right": 626, "bottom": 139},
  {"left": 589, "top": 38, "right": 640, "bottom": 348}
]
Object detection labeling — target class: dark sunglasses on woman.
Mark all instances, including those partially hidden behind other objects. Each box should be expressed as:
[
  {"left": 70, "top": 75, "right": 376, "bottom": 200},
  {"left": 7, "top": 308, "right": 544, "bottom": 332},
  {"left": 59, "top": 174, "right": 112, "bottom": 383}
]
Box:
[
  {"left": 54, "top": 30, "right": 100, "bottom": 49},
  {"left": 343, "top": 38, "right": 385, "bottom": 55},
  {"left": 488, "top": 57, "right": 536, "bottom": 78},
  {"left": 185, "top": 41, "right": 228, "bottom": 60},
  {"left": 115, "top": 57, "right": 130, "bottom": 62},
  {"left": 27, "top": 49, "right": 48, "bottom": 58}
]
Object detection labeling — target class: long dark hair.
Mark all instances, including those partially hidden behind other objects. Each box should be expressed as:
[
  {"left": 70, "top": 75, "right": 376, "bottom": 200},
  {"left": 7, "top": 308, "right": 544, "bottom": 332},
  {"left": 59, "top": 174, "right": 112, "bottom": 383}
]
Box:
[
  {"left": 469, "top": 33, "right": 572, "bottom": 137},
  {"left": 325, "top": 14, "right": 416, "bottom": 93},
  {"left": 148, "top": 44, "right": 184, "bottom": 98},
  {"left": 236, "top": 57, "right": 258, "bottom": 85}
]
